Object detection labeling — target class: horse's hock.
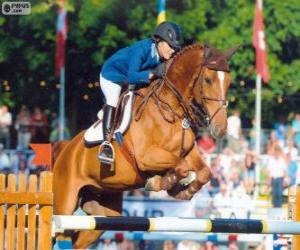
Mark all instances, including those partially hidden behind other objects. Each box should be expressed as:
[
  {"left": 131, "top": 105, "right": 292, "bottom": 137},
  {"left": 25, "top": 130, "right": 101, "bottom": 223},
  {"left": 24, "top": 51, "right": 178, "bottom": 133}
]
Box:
[{"left": 0, "top": 171, "right": 53, "bottom": 250}]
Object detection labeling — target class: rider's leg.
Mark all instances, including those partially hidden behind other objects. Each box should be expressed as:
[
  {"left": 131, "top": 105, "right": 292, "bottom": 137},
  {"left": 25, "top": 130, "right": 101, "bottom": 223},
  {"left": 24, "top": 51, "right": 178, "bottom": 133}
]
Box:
[{"left": 98, "top": 75, "right": 121, "bottom": 163}]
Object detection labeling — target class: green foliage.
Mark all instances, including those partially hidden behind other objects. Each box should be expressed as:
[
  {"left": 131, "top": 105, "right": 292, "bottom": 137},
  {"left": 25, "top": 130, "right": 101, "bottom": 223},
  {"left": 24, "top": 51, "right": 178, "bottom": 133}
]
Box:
[{"left": 0, "top": 0, "right": 299, "bottom": 129}]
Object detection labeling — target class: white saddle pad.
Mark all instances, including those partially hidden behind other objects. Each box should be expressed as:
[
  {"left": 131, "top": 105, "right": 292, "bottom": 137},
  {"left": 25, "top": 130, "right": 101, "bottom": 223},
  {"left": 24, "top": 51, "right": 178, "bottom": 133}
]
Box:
[{"left": 84, "top": 91, "right": 134, "bottom": 146}]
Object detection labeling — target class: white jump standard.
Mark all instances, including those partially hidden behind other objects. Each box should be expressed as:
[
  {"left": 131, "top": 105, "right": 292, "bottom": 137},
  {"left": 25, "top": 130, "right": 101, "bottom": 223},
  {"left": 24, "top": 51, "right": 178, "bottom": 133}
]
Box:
[{"left": 53, "top": 216, "right": 300, "bottom": 235}]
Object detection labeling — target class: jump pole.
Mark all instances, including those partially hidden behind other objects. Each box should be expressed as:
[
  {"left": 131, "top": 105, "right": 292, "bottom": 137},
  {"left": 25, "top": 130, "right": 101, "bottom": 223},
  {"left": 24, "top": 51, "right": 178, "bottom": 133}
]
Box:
[{"left": 53, "top": 216, "right": 300, "bottom": 235}]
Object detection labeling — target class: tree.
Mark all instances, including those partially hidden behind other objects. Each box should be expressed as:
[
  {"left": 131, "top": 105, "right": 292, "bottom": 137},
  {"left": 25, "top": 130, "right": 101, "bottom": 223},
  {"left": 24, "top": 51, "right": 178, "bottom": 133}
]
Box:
[{"left": 0, "top": 0, "right": 299, "bottom": 132}]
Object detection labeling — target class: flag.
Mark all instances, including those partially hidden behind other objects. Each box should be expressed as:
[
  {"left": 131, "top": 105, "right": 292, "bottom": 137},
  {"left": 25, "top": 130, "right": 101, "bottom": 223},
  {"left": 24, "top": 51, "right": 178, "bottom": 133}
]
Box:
[
  {"left": 253, "top": 0, "right": 270, "bottom": 83},
  {"left": 157, "top": 0, "right": 166, "bottom": 24},
  {"left": 55, "top": 0, "right": 67, "bottom": 76},
  {"left": 29, "top": 144, "right": 52, "bottom": 169}
]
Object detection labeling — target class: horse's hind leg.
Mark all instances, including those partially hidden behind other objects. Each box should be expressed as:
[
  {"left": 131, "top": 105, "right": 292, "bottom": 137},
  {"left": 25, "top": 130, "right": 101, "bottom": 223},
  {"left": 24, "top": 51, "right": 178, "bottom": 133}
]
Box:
[{"left": 73, "top": 192, "right": 123, "bottom": 249}]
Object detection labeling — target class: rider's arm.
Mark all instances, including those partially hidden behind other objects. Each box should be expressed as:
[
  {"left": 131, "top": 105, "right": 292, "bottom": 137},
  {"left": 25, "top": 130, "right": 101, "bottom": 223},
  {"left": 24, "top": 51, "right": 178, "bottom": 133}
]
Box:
[{"left": 127, "top": 46, "right": 154, "bottom": 85}]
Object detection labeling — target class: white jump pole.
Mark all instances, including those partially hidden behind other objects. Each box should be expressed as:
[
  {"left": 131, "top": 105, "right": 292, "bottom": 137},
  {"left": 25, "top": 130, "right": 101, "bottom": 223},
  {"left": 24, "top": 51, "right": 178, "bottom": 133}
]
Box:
[{"left": 53, "top": 216, "right": 300, "bottom": 235}]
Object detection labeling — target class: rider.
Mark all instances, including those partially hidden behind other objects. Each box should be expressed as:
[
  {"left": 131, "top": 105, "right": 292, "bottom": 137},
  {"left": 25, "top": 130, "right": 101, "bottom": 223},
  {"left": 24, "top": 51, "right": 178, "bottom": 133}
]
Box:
[{"left": 98, "top": 21, "right": 184, "bottom": 164}]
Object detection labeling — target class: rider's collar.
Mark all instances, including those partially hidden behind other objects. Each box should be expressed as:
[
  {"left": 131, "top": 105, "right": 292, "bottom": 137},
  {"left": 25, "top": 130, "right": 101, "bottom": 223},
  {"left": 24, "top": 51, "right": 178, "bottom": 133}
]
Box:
[{"left": 151, "top": 43, "right": 160, "bottom": 62}]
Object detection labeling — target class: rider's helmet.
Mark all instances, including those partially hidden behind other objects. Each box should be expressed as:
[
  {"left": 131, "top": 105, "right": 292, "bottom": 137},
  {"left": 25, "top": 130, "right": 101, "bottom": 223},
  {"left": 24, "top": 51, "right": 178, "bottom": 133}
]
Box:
[{"left": 153, "top": 21, "right": 183, "bottom": 51}]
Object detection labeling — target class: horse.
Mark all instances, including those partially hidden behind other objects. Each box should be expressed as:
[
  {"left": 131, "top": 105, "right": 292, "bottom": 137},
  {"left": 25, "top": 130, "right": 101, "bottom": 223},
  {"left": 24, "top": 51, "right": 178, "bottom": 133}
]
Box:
[{"left": 53, "top": 43, "right": 238, "bottom": 248}]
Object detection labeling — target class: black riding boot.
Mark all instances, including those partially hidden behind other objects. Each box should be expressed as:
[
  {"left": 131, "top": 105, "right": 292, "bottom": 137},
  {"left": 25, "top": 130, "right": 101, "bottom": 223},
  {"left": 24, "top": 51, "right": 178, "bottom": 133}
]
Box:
[{"left": 98, "top": 105, "right": 116, "bottom": 164}]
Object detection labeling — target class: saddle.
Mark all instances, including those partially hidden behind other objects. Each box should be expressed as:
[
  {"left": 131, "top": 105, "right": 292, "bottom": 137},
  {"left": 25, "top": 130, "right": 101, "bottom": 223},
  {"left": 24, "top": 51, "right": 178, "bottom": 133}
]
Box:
[{"left": 84, "top": 90, "right": 135, "bottom": 146}]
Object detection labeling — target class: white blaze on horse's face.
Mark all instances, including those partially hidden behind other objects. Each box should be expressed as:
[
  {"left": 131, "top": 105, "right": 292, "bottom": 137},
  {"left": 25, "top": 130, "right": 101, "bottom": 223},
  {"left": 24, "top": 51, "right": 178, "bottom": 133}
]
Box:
[
  {"left": 206, "top": 69, "right": 229, "bottom": 139},
  {"left": 217, "top": 71, "right": 225, "bottom": 100}
]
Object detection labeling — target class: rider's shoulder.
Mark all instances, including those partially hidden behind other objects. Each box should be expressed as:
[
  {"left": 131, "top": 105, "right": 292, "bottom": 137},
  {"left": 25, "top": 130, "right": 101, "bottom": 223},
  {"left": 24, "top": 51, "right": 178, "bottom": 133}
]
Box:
[{"left": 130, "top": 38, "right": 153, "bottom": 49}]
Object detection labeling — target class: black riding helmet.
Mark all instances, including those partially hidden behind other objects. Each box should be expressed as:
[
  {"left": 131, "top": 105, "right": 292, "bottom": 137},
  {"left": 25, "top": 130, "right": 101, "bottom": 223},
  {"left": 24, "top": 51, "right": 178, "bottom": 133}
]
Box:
[{"left": 153, "top": 21, "right": 183, "bottom": 51}]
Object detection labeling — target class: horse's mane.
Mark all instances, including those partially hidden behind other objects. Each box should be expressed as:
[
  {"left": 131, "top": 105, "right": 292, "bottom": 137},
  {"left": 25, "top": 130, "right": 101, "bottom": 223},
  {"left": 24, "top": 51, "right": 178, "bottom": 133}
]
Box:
[{"left": 168, "top": 43, "right": 203, "bottom": 69}]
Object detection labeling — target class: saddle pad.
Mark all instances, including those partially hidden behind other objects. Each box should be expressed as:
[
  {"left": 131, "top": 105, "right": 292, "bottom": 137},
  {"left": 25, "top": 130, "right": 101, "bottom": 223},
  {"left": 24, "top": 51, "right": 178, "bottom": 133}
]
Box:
[{"left": 84, "top": 91, "right": 134, "bottom": 146}]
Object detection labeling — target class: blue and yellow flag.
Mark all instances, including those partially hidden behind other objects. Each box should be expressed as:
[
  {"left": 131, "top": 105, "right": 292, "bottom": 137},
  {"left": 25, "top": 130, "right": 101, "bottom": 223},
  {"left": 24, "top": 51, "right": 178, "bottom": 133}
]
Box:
[{"left": 157, "top": 0, "right": 166, "bottom": 24}]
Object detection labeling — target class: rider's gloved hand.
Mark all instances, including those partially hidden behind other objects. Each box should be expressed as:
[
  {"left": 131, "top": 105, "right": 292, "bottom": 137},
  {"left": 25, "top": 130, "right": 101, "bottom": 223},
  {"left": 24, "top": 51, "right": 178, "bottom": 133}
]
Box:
[{"left": 152, "top": 63, "right": 166, "bottom": 79}]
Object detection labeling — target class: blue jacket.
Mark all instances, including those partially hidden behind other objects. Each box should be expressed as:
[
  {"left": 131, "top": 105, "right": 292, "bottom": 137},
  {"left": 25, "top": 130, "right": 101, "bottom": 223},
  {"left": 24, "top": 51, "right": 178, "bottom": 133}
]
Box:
[{"left": 101, "top": 39, "right": 161, "bottom": 85}]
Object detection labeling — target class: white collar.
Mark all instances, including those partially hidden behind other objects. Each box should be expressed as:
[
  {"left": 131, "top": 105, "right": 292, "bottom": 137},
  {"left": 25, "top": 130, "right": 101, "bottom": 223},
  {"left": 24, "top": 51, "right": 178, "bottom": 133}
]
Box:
[{"left": 151, "top": 43, "right": 159, "bottom": 61}]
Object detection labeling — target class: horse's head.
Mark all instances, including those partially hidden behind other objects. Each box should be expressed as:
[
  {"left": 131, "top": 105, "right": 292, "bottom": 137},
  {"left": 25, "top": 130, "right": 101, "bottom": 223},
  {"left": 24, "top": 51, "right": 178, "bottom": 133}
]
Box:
[{"left": 166, "top": 44, "right": 239, "bottom": 138}]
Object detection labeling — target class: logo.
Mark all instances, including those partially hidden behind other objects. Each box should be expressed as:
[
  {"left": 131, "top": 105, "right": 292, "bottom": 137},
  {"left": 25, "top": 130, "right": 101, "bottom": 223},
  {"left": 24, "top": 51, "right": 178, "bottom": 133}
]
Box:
[{"left": 2, "top": 2, "right": 31, "bottom": 15}]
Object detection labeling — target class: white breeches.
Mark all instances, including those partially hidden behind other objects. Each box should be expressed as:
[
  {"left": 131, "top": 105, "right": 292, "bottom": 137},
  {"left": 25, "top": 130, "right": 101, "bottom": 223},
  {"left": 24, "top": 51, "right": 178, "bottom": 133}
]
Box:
[{"left": 100, "top": 74, "right": 122, "bottom": 108}]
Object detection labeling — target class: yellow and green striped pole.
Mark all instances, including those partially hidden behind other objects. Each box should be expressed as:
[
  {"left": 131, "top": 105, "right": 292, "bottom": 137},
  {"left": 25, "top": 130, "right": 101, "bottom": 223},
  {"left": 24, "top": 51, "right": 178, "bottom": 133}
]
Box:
[{"left": 157, "top": 0, "right": 166, "bottom": 24}]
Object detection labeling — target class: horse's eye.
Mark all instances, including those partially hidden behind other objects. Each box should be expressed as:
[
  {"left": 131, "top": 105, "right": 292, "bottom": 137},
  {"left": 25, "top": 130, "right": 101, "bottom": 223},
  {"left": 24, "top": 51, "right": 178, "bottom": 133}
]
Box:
[{"left": 205, "top": 77, "right": 212, "bottom": 85}]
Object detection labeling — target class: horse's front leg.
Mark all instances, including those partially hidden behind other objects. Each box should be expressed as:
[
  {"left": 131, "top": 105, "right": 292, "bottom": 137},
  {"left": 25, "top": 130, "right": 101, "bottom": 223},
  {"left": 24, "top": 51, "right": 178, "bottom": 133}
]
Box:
[
  {"left": 140, "top": 146, "right": 189, "bottom": 192},
  {"left": 168, "top": 144, "right": 212, "bottom": 200}
]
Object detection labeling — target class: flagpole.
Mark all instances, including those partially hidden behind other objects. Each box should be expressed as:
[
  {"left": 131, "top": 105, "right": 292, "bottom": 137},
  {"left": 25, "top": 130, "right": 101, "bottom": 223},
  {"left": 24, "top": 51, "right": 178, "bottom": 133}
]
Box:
[
  {"left": 255, "top": 74, "right": 262, "bottom": 189},
  {"left": 59, "top": 67, "right": 65, "bottom": 140},
  {"left": 157, "top": 0, "right": 166, "bottom": 24}
]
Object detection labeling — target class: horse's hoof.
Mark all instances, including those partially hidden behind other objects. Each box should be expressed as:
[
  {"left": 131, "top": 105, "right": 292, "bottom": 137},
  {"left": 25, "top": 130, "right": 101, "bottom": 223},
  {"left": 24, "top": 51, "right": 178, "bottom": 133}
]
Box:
[{"left": 145, "top": 176, "right": 162, "bottom": 192}]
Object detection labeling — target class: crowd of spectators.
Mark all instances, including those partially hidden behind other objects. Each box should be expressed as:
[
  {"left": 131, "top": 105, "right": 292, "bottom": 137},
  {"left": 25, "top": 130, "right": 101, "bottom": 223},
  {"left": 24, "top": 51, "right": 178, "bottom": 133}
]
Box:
[
  {"left": 0, "top": 104, "right": 72, "bottom": 150},
  {"left": 0, "top": 104, "right": 72, "bottom": 176},
  {"left": 90, "top": 238, "right": 241, "bottom": 250},
  {"left": 2, "top": 106, "right": 297, "bottom": 249},
  {"left": 125, "top": 110, "right": 300, "bottom": 211},
  {"left": 1, "top": 105, "right": 300, "bottom": 210}
]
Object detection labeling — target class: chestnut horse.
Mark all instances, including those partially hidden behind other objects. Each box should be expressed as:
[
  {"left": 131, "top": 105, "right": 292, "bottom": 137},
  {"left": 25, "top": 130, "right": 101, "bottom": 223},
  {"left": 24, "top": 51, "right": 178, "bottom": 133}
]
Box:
[{"left": 53, "top": 44, "right": 237, "bottom": 248}]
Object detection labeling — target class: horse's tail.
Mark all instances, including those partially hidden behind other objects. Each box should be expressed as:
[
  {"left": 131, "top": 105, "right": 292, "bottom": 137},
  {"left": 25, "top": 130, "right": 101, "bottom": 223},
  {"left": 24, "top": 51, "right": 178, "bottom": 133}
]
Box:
[{"left": 52, "top": 140, "right": 69, "bottom": 166}]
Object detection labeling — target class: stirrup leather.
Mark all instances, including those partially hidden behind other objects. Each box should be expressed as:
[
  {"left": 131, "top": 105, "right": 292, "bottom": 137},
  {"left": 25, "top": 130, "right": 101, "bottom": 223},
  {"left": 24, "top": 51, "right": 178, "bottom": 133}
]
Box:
[{"left": 98, "top": 141, "right": 115, "bottom": 164}]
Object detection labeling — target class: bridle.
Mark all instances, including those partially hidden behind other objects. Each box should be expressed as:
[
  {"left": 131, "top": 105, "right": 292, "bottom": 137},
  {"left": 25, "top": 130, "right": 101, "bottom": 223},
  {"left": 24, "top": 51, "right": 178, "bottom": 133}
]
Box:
[
  {"left": 190, "top": 66, "right": 229, "bottom": 128},
  {"left": 135, "top": 56, "right": 230, "bottom": 135}
]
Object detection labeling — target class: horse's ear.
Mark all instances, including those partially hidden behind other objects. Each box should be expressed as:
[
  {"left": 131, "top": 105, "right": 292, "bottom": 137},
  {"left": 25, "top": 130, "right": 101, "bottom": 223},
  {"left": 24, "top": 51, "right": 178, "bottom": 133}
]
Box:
[
  {"left": 223, "top": 45, "right": 241, "bottom": 60},
  {"left": 204, "top": 44, "right": 212, "bottom": 61}
]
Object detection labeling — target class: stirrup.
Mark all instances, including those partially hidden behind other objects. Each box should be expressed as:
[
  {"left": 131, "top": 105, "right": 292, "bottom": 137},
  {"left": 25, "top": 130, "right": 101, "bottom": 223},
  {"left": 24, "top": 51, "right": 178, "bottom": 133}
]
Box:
[{"left": 98, "top": 141, "right": 115, "bottom": 164}]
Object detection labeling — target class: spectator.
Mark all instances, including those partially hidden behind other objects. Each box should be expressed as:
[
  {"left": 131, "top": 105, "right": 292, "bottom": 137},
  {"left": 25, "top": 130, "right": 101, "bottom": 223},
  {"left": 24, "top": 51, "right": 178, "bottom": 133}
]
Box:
[
  {"left": 0, "top": 143, "right": 11, "bottom": 174},
  {"left": 274, "top": 116, "right": 288, "bottom": 148},
  {"left": 227, "top": 162, "right": 242, "bottom": 191},
  {"left": 284, "top": 139, "right": 298, "bottom": 161},
  {"left": 98, "top": 238, "right": 117, "bottom": 250},
  {"left": 226, "top": 110, "right": 242, "bottom": 153},
  {"left": 30, "top": 107, "right": 49, "bottom": 143},
  {"left": 207, "top": 158, "right": 225, "bottom": 196},
  {"left": 231, "top": 183, "right": 253, "bottom": 212},
  {"left": 138, "top": 240, "right": 155, "bottom": 250},
  {"left": 15, "top": 105, "right": 32, "bottom": 149},
  {"left": 177, "top": 240, "right": 200, "bottom": 250},
  {"left": 243, "top": 149, "right": 257, "bottom": 195},
  {"left": 213, "top": 183, "right": 231, "bottom": 209},
  {"left": 266, "top": 131, "right": 280, "bottom": 155},
  {"left": 265, "top": 145, "right": 287, "bottom": 207},
  {"left": 286, "top": 152, "right": 298, "bottom": 187},
  {"left": 202, "top": 241, "right": 218, "bottom": 250},
  {"left": 10, "top": 147, "right": 28, "bottom": 174},
  {"left": 163, "top": 240, "right": 176, "bottom": 250},
  {"left": 284, "top": 140, "right": 298, "bottom": 186},
  {"left": 0, "top": 105, "right": 12, "bottom": 149},
  {"left": 219, "top": 147, "right": 234, "bottom": 182},
  {"left": 197, "top": 131, "right": 216, "bottom": 154},
  {"left": 291, "top": 113, "right": 300, "bottom": 150},
  {"left": 228, "top": 241, "right": 239, "bottom": 250},
  {"left": 117, "top": 238, "right": 136, "bottom": 250}
]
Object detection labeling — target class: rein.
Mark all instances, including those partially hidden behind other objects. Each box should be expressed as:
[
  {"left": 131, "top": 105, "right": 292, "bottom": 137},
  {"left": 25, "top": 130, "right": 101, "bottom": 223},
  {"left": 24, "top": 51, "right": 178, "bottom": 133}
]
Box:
[{"left": 134, "top": 65, "right": 229, "bottom": 157}]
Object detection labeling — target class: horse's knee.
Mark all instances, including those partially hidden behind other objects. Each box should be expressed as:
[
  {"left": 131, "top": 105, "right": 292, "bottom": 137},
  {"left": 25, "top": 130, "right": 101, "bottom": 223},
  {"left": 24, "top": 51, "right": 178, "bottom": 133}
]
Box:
[
  {"left": 175, "top": 160, "right": 189, "bottom": 178},
  {"left": 197, "top": 166, "right": 212, "bottom": 185}
]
